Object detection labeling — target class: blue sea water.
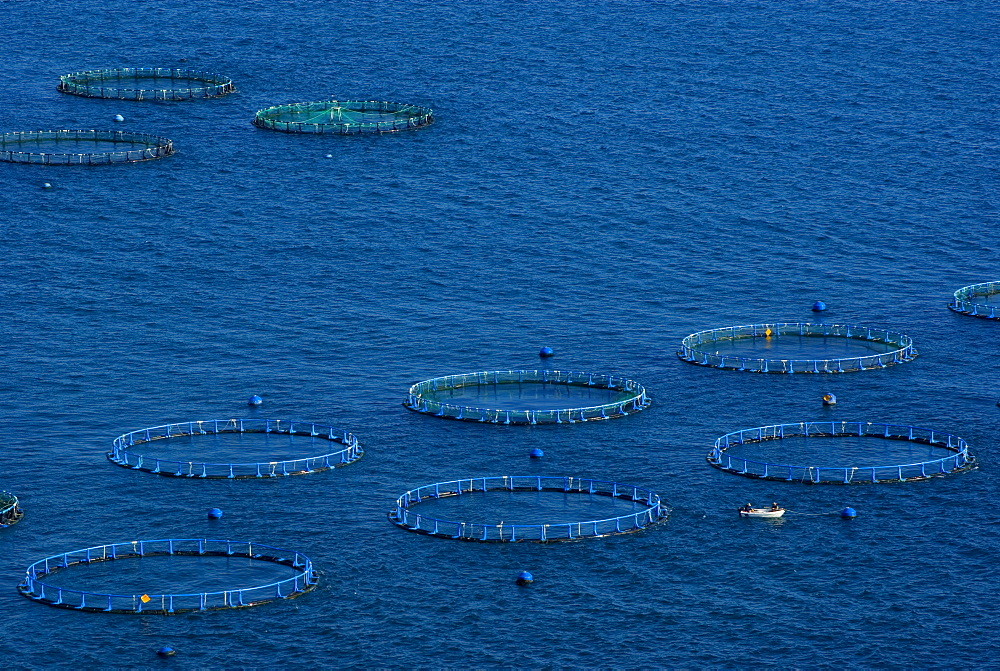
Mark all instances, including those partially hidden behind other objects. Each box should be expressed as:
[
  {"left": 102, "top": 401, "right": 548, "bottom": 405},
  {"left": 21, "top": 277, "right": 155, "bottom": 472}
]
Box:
[{"left": 0, "top": 0, "right": 998, "bottom": 667}]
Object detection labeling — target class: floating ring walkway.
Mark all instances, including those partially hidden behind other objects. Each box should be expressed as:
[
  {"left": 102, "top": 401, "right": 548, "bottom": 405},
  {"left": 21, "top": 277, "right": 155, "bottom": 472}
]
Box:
[
  {"left": 0, "top": 130, "right": 174, "bottom": 165},
  {"left": 949, "top": 281, "right": 1000, "bottom": 320},
  {"left": 253, "top": 100, "right": 433, "bottom": 134},
  {"left": 678, "top": 323, "right": 917, "bottom": 373},
  {"left": 404, "top": 370, "right": 650, "bottom": 424},
  {"left": 58, "top": 68, "right": 234, "bottom": 100},
  {"left": 708, "top": 421, "right": 974, "bottom": 484},
  {"left": 389, "top": 475, "right": 670, "bottom": 542},
  {"left": 17, "top": 539, "right": 316, "bottom": 613},
  {"left": 1, "top": 491, "right": 23, "bottom": 527},
  {"left": 108, "top": 419, "right": 362, "bottom": 478}
]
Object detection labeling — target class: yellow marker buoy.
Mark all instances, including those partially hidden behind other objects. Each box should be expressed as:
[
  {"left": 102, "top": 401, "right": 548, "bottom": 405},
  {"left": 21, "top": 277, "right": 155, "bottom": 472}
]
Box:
[{"left": 764, "top": 328, "right": 772, "bottom": 338}]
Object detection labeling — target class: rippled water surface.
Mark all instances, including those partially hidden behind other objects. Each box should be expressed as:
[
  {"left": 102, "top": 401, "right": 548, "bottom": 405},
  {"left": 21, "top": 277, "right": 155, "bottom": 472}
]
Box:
[{"left": 1, "top": 0, "right": 998, "bottom": 668}]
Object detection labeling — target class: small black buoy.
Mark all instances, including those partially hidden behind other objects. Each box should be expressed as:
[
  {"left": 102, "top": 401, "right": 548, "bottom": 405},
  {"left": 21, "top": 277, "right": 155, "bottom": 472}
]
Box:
[
  {"left": 841, "top": 507, "right": 857, "bottom": 519},
  {"left": 812, "top": 301, "right": 827, "bottom": 312},
  {"left": 538, "top": 346, "right": 554, "bottom": 358},
  {"left": 207, "top": 507, "right": 223, "bottom": 519},
  {"left": 247, "top": 395, "right": 263, "bottom": 407},
  {"left": 156, "top": 646, "right": 176, "bottom": 657},
  {"left": 516, "top": 570, "right": 533, "bottom": 586},
  {"left": 529, "top": 448, "right": 544, "bottom": 459}
]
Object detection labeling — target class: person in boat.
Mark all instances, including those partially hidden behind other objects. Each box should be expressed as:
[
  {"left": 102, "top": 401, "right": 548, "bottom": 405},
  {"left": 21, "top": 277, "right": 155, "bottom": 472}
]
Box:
[
  {"left": 770, "top": 502, "right": 780, "bottom": 511},
  {"left": 741, "top": 503, "right": 753, "bottom": 513}
]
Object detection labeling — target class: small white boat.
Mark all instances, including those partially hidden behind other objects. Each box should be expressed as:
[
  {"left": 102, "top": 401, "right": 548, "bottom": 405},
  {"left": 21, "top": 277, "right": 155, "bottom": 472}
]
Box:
[{"left": 738, "top": 507, "right": 785, "bottom": 518}]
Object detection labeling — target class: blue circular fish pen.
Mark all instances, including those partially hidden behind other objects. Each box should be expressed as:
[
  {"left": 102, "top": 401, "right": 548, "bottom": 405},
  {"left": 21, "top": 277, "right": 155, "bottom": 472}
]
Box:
[
  {"left": 17, "top": 539, "right": 316, "bottom": 613},
  {"left": 252, "top": 100, "right": 433, "bottom": 134},
  {"left": 404, "top": 370, "right": 650, "bottom": 424},
  {"left": 949, "top": 281, "right": 1000, "bottom": 319},
  {"left": 107, "top": 419, "right": 362, "bottom": 478},
  {"left": 678, "top": 323, "right": 917, "bottom": 373},
  {"left": 708, "top": 421, "right": 975, "bottom": 484},
  {"left": 0, "top": 130, "right": 174, "bottom": 165},
  {"left": 58, "top": 68, "right": 234, "bottom": 100},
  {"left": 389, "top": 476, "right": 670, "bottom": 542},
  {"left": 1, "top": 491, "right": 23, "bottom": 527}
]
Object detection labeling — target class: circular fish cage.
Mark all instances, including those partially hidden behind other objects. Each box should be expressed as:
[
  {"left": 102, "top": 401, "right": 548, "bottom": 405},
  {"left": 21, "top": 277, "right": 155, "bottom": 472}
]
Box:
[
  {"left": 107, "top": 418, "right": 362, "bottom": 478},
  {"left": 1, "top": 491, "right": 23, "bottom": 527},
  {"left": 0, "top": 130, "right": 173, "bottom": 165},
  {"left": 388, "top": 476, "right": 670, "bottom": 542},
  {"left": 677, "top": 323, "right": 917, "bottom": 373},
  {"left": 708, "top": 421, "right": 975, "bottom": 484},
  {"left": 58, "top": 68, "right": 234, "bottom": 100},
  {"left": 949, "top": 281, "right": 1000, "bottom": 319},
  {"left": 403, "top": 369, "right": 650, "bottom": 424},
  {"left": 252, "top": 100, "right": 433, "bottom": 134},
  {"left": 17, "top": 539, "right": 317, "bottom": 613}
]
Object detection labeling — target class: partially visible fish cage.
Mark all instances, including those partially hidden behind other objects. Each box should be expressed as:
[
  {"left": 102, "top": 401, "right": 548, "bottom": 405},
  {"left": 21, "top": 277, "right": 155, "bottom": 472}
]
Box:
[
  {"left": 949, "top": 281, "right": 1000, "bottom": 320},
  {"left": 0, "top": 130, "right": 173, "bottom": 165},
  {"left": 1, "top": 491, "right": 23, "bottom": 527}
]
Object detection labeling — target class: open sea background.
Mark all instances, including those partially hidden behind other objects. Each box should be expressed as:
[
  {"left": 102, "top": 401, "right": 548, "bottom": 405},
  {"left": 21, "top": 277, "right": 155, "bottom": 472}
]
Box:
[{"left": 0, "top": 0, "right": 998, "bottom": 667}]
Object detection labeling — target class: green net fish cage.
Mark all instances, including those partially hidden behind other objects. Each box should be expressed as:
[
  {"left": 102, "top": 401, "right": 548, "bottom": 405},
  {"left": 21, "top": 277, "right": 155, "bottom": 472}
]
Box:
[
  {"left": 252, "top": 100, "right": 433, "bottom": 134},
  {"left": 0, "top": 130, "right": 174, "bottom": 165},
  {"left": 677, "top": 323, "right": 917, "bottom": 373},
  {"left": 1, "top": 491, "right": 23, "bottom": 527},
  {"left": 58, "top": 68, "right": 234, "bottom": 100},
  {"left": 404, "top": 370, "right": 650, "bottom": 424}
]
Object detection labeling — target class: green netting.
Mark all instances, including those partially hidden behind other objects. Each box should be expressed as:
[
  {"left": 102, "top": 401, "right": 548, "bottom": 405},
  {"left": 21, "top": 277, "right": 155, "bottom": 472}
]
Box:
[
  {"left": 0, "top": 130, "right": 174, "bottom": 165},
  {"left": 252, "top": 100, "right": 433, "bottom": 134},
  {"left": 1, "top": 491, "right": 23, "bottom": 527},
  {"left": 58, "top": 68, "right": 234, "bottom": 101}
]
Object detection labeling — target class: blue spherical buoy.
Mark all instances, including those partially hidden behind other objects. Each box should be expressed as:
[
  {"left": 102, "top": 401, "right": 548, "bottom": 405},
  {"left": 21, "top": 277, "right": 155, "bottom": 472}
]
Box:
[
  {"left": 529, "top": 448, "right": 544, "bottom": 459},
  {"left": 113, "top": 114, "right": 125, "bottom": 122},
  {"left": 156, "top": 646, "right": 176, "bottom": 657},
  {"left": 841, "top": 507, "right": 857, "bottom": 519},
  {"left": 822, "top": 393, "right": 837, "bottom": 406},
  {"left": 42, "top": 182, "right": 53, "bottom": 189},
  {"left": 812, "top": 301, "right": 827, "bottom": 312},
  {"left": 247, "top": 395, "right": 263, "bottom": 407},
  {"left": 516, "top": 570, "right": 533, "bottom": 586},
  {"left": 207, "top": 507, "right": 223, "bottom": 519},
  {"left": 538, "top": 346, "right": 554, "bottom": 358}
]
